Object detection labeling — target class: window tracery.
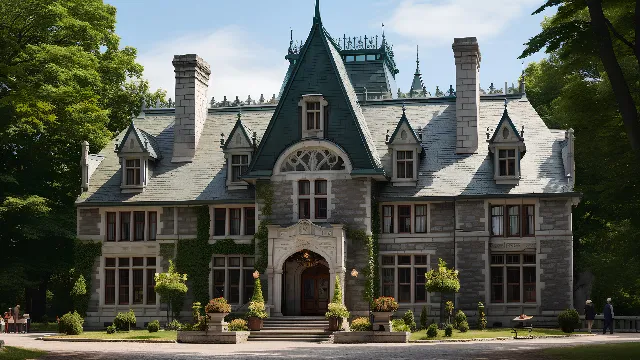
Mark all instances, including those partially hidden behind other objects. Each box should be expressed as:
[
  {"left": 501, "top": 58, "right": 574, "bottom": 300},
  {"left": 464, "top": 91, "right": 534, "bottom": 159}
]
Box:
[{"left": 280, "top": 148, "right": 345, "bottom": 172}]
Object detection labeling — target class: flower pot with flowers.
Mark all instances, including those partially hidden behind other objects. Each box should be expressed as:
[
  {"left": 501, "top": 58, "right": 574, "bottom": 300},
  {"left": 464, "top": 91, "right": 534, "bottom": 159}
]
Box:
[
  {"left": 246, "top": 271, "right": 268, "bottom": 331},
  {"left": 205, "top": 297, "right": 231, "bottom": 332},
  {"left": 372, "top": 296, "right": 398, "bottom": 332},
  {"left": 325, "top": 274, "right": 350, "bottom": 331}
]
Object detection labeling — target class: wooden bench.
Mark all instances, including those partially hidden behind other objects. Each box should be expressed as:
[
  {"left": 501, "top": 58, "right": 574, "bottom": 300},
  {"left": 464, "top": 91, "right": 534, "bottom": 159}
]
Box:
[{"left": 511, "top": 325, "right": 533, "bottom": 338}]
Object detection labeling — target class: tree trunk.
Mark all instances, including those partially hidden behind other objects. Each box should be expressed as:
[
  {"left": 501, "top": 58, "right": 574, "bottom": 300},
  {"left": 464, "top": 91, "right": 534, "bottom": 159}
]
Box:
[
  {"left": 587, "top": 0, "right": 640, "bottom": 153},
  {"left": 439, "top": 292, "right": 445, "bottom": 325}
]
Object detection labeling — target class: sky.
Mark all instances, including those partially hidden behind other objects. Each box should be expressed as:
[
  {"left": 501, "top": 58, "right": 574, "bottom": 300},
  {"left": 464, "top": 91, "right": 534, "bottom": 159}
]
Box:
[{"left": 106, "top": 0, "right": 556, "bottom": 101}]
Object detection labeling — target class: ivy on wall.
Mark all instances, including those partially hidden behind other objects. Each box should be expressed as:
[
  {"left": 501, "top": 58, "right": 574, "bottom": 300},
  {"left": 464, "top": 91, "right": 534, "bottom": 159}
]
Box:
[
  {"left": 346, "top": 195, "right": 380, "bottom": 304},
  {"left": 159, "top": 243, "right": 175, "bottom": 261},
  {"left": 254, "top": 181, "right": 273, "bottom": 273},
  {"left": 211, "top": 238, "right": 254, "bottom": 255},
  {"left": 73, "top": 240, "right": 102, "bottom": 315}
]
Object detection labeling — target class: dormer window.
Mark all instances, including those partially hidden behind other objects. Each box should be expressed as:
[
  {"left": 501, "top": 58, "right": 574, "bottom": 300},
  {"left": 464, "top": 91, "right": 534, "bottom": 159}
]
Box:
[
  {"left": 221, "top": 112, "right": 256, "bottom": 190},
  {"left": 231, "top": 155, "right": 249, "bottom": 183},
  {"left": 115, "top": 120, "right": 160, "bottom": 193},
  {"left": 488, "top": 101, "right": 526, "bottom": 185},
  {"left": 299, "top": 95, "right": 328, "bottom": 138},
  {"left": 125, "top": 159, "right": 142, "bottom": 185},
  {"left": 396, "top": 150, "right": 414, "bottom": 179},
  {"left": 498, "top": 149, "right": 516, "bottom": 177},
  {"left": 386, "top": 105, "right": 422, "bottom": 186}
]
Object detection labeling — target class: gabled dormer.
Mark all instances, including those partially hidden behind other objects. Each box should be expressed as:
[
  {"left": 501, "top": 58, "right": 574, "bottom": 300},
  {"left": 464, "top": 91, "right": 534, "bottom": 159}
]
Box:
[
  {"left": 115, "top": 120, "right": 160, "bottom": 193},
  {"left": 221, "top": 112, "right": 256, "bottom": 190},
  {"left": 386, "top": 105, "right": 423, "bottom": 186},
  {"left": 487, "top": 100, "right": 526, "bottom": 185}
]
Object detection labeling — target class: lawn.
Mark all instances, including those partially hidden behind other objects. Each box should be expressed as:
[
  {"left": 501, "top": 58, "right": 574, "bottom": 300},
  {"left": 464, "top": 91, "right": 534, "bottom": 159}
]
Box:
[
  {"left": 410, "top": 327, "right": 580, "bottom": 341},
  {"left": 0, "top": 346, "right": 47, "bottom": 360},
  {"left": 542, "top": 342, "right": 640, "bottom": 360},
  {"left": 48, "top": 329, "right": 177, "bottom": 340},
  {"left": 28, "top": 322, "right": 58, "bottom": 332}
]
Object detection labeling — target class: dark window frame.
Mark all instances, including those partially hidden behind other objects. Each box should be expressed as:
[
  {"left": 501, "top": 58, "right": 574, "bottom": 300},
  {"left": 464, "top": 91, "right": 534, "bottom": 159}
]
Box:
[{"left": 398, "top": 205, "right": 411, "bottom": 233}]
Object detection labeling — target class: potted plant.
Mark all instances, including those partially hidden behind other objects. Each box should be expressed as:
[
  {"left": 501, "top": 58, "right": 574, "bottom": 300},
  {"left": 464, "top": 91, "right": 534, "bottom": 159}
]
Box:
[
  {"left": 371, "top": 296, "right": 398, "bottom": 331},
  {"left": 246, "top": 271, "right": 268, "bottom": 331},
  {"left": 205, "top": 297, "right": 231, "bottom": 332},
  {"left": 325, "top": 274, "right": 349, "bottom": 331}
]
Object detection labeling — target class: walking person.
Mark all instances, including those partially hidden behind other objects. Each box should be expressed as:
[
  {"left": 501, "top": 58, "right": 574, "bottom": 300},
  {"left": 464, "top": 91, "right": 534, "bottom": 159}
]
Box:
[
  {"left": 603, "top": 298, "right": 614, "bottom": 334},
  {"left": 584, "top": 300, "right": 595, "bottom": 333},
  {"left": 13, "top": 304, "right": 20, "bottom": 333}
]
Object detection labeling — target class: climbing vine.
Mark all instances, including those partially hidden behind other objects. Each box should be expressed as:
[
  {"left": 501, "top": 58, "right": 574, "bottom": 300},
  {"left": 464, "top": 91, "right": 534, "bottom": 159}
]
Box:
[
  {"left": 73, "top": 240, "right": 102, "bottom": 315},
  {"left": 159, "top": 243, "right": 175, "bottom": 261},
  {"left": 211, "top": 238, "right": 254, "bottom": 255},
  {"left": 254, "top": 181, "right": 273, "bottom": 273},
  {"left": 370, "top": 197, "right": 380, "bottom": 301}
]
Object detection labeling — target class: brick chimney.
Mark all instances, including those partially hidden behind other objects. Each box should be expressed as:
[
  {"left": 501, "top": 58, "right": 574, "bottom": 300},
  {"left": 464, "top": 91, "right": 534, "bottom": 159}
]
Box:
[
  {"left": 172, "top": 54, "right": 211, "bottom": 162},
  {"left": 452, "top": 37, "right": 481, "bottom": 154}
]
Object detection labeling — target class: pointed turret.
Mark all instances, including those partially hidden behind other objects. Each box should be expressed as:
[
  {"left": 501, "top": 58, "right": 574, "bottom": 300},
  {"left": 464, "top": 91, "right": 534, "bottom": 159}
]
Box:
[
  {"left": 409, "top": 45, "right": 426, "bottom": 98},
  {"left": 314, "top": 0, "right": 321, "bottom": 25}
]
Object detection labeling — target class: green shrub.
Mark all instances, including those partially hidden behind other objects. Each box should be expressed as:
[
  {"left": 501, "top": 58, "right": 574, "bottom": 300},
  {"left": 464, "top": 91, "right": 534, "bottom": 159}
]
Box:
[
  {"left": 106, "top": 325, "right": 116, "bottom": 334},
  {"left": 391, "top": 319, "right": 410, "bottom": 332},
  {"left": 402, "top": 310, "right": 416, "bottom": 331},
  {"left": 454, "top": 310, "right": 467, "bottom": 329},
  {"left": 228, "top": 318, "right": 248, "bottom": 331},
  {"left": 247, "top": 301, "right": 268, "bottom": 319},
  {"left": 458, "top": 320, "right": 469, "bottom": 333},
  {"left": 58, "top": 311, "right": 84, "bottom": 335},
  {"left": 350, "top": 317, "right": 372, "bottom": 331},
  {"left": 147, "top": 320, "right": 160, "bottom": 333},
  {"left": 113, "top": 309, "right": 136, "bottom": 331},
  {"left": 205, "top": 297, "right": 231, "bottom": 313},
  {"left": 477, "top": 302, "right": 487, "bottom": 330},
  {"left": 420, "top": 305, "right": 427, "bottom": 330},
  {"left": 224, "top": 313, "right": 246, "bottom": 322},
  {"left": 558, "top": 309, "right": 580, "bottom": 333},
  {"left": 166, "top": 319, "right": 182, "bottom": 331},
  {"left": 445, "top": 324, "right": 454, "bottom": 337},
  {"left": 426, "top": 323, "right": 438, "bottom": 338},
  {"left": 325, "top": 302, "right": 350, "bottom": 319}
]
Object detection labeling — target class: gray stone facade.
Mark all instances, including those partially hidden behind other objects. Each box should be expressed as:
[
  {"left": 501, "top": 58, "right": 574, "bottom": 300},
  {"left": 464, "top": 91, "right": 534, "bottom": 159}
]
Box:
[
  {"left": 430, "top": 202, "right": 455, "bottom": 232},
  {"left": 330, "top": 178, "right": 369, "bottom": 229},
  {"left": 176, "top": 207, "right": 197, "bottom": 235},
  {"left": 540, "top": 238, "right": 573, "bottom": 311},
  {"left": 269, "top": 180, "right": 293, "bottom": 225},
  {"left": 457, "top": 200, "right": 485, "bottom": 231},
  {"left": 456, "top": 237, "right": 487, "bottom": 310},
  {"left": 539, "top": 199, "right": 571, "bottom": 231},
  {"left": 160, "top": 207, "right": 174, "bottom": 235},
  {"left": 78, "top": 208, "right": 101, "bottom": 235}
]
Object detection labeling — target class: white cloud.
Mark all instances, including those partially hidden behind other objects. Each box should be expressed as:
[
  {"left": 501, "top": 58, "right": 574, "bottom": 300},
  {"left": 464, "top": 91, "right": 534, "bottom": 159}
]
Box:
[
  {"left": 137, "top": 26, "right": 288, "bottom": 102},
  {"left": 387, "top": 0, "right": 540, "bottom": 45}
]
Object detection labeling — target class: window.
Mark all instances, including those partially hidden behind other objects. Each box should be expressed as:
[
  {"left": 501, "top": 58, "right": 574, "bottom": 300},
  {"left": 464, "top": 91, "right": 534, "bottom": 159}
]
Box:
[
  {"left": 315, "top": 180, "right": 327, "bottom": 219},
  {"left": 355, "top": 55, "right": 365, "bottom": 61},
  {"left": 214, "top": 208, "right": 226, "bottom": 236},
  {"left": 230, "top": 208, "right": 241, "bottom": 235},
  {"left": 398, "top": 206, "right": 411, "bottom": 233},
  {"left": 106, "top": 212, "right": 116, "bottom": 241},
  {"left": 306, "top": 102, "right": 321, "bottom": 130},
  {"left": 245, "top": 208, "right": 255, "bottom": 236},
  {"left": 523, "top": 205, "right": 535, "bottom": 236},
  {"left": 125, "top": 159, "right": 141, "bottom": 185},
  {"left": 120, "top": 212, "right": 130, "bottom": 241},
  {"left": 491, "top": 206, "right": 503, "bottom": 236},
  {"left": 490, "top": 254, "right": 536, "bottom": 304},
  {"left": 148, "top": 212, "right": 157, "bottom": 241},
  {"left": 415, "top": 205, "right": 427, "bottom": 233},
  {"left": 134, "top": 211, "right": 145, "bottom": 241},
  {"left": 507, "top": 205, "right": 520, "bottom": 237},
  {"left": 298, "top": 180, "right": 311, "bottom": 219},
  {"left": 498, "top": 149, "right": 516, "bottom": 176},
  {"left": 211, "top": 255, "right": 255, "bottom": 305},
  {"left": 231, "top": 155, "right": 249, "bottom": 183},
  {"left": 396, "top": 151, "right": 414, "bottom": 179},
  {"left": 382, "top": 206, "right": 394, "bottom": 233},
  {"left": 104, "top": 256, "right": 157, "bottom": 306},
  {"left": 366, "top": 54, "right": 376, "bottom": 61},
  {"left": 381, "top": 254, "right": 430, "bottom": 303}
]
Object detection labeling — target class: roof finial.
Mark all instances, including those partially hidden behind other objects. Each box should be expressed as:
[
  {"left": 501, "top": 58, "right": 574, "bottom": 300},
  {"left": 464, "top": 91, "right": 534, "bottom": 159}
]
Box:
[
  {"left": 381, "top": 23, "right": 386, "bottom": 45},
  {"left": 314, "top": 0, "right": 321, "bottom": 24},
  {"left": 237, "top": 110, "right": 242, "bottom": 122},
  {"left": 416, "top": 45, "right": 420, "bottom": 73},
  {"left": 504, "top": 98, "right": 508, "bottom": 110},
  {"left": 402, "top": 101, "right": 406, "bottom": 115}
]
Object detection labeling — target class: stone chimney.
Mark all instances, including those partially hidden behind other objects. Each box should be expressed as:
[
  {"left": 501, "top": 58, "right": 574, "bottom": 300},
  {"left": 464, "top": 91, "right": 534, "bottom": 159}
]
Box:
[
  {"left": 452, "top": 37, "right": 481, "bottom": 154},
  {"left": 80, "top": 140, "right": 89, "bottom": 192},
  {"left": 172, "top": 54, "right": 211, "bottom": 162}
]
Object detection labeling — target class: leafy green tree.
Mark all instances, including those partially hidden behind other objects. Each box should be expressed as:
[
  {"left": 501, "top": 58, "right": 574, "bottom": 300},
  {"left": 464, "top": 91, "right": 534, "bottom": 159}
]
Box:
[
  {"left": 425, "top": 259, "right": 460, "bottom": 324},
  {"left": 154, "top": 260, "right": 188, "bottom": 323}
]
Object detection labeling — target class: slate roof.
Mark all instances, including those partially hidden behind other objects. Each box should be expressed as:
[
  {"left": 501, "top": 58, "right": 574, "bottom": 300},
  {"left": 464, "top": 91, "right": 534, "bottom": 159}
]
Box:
[{"left": 117, "top": 121, "right": 162, "bottom": 159}]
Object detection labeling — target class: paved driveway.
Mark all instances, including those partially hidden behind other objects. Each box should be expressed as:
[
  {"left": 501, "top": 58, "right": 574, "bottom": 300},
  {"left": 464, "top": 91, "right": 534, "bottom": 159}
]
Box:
[{"left": 1, "top": 333, "right": 639, "bottom": 359}]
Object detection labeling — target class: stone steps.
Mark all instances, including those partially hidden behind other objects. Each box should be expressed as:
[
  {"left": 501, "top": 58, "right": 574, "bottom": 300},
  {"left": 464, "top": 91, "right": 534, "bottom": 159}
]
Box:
[{"left": 249, "top": 317, "right": 332, "bottom": 342}]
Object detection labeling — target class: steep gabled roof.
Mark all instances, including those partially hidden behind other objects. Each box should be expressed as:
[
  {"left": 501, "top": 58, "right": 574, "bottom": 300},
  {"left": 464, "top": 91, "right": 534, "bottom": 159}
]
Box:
[
  {"left": 116, "top": 120, "right": 161, "bottom": 159},
  {"left": 387, "top": 105, "right": 421, "bottom": 145},
  {"left": 490, "top": 101, "right": 524, "bottom": 143},
  {"left": 222, "top": 113, "right": 255, "bottom": 150}
]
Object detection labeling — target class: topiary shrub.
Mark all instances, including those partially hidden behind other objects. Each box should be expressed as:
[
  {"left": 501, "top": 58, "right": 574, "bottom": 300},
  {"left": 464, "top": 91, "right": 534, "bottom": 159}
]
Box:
[
  {"left": 228, "top": 318, "right": 248, "bottom": 331},
  {"left": 458, "top": 320, "right": 469, "bottom": 333},
  {"left": 426, "top": 323, "right": 439, "bottom": 338},
  {"left": 58, "top": 311, "right": 84, "bottom": 335},
  {"left": 402, "top": 310, "right": 416, "bottom": 331},
  {"left": 558, "top": 309, "right": 580, "bottom": 333},
  {"left": 113, "top": 309, "right": 136, "bottom": 331},
  {"left": 391, "top": 319, "right": 410, "bottom": 332},
  {"left": 445, "top": 324, "right": 454, "bottom": 337},
  {"left": 420, "top": 305, "right": 427, "bottom": 330},
  {"left": 477, "top": 302, "right": 487, "bottom": 330},
  {"left": 147, "top": 320, "right": 160, "bottom": 333},
  {"left": 454, "top": 310, "right": 467, "bottom": 329},
  {"left": 350, "top": 317, "right": 372, "bottom": 331},
  {"left": 106, "top": 325, "right": 116, "bottom": 334}
]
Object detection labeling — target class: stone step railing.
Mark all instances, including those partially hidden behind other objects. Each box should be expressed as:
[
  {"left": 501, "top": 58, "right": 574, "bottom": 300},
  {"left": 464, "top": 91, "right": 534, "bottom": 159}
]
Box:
[{"left": 580, "top": 315, "right": 640, "bottom": 333}]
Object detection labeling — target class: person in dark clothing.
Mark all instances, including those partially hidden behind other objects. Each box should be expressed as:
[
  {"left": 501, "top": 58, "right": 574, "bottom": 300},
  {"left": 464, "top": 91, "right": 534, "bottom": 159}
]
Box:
[
  {"left": 584, "top": 300, "right": 596, "bottom": 333},
  {"left": 603, "top": 297, "right": 614, "bottom": 334}
]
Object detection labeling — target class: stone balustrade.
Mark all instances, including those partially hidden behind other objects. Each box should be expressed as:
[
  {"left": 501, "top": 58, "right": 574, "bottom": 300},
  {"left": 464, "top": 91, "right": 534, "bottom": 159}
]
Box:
[{"left": 580, "top": 315, "right": 640, "bottom": 333}]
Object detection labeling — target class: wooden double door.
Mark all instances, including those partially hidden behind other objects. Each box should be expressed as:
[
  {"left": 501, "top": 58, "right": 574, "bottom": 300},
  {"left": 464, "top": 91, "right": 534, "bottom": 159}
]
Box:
[{"left": 301, "top": 264, "right": 330, "bottom": 315}]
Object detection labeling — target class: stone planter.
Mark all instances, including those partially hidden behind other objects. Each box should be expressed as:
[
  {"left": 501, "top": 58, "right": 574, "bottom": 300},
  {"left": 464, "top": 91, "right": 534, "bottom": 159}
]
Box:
[
  {"left": 177, "top": 330, "right": 249, "bottom": 344},
  {"left": 207, "top": 312, "right": 229, "bottom": 332},
  {"left": 333, "top": 331, "right": 408, "bottom": 344},
  {"left": 247, "top": 317, "right": 263, "bottom": 331},
  {"left": 372, "top": 312, "right": 394, "bottom": 332},
  {"left": 328, "top": 317, "right": 341, "bottom": 331}
]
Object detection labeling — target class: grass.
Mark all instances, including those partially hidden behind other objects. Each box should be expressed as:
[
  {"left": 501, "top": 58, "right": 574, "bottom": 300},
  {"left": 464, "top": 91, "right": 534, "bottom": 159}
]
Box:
[
  {"left": 28, "top": 322, "right": 58, "bottom": 332},
  {"left": 543, "top": 342, "right": 640, "bottom": 360},
  {"left": 410, "top": 327, "right": 581, "bottom": 341},
  {"left": 48, "top": 329, "right": 177, "bottom": 340},
  {"left": 0, "top": 346, "right": 47, "bottom": 360}
]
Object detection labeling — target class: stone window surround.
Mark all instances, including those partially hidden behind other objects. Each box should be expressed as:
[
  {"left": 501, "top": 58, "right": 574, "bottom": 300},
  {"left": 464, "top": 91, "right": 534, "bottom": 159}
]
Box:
[
  {"left": 100, "top": 255, "right": 159, "bottom": 308},
  {"left": 489, "top": 253, "right": 537, "bottom": 305},
  {"left": 209, "top": 205, "right": 257, "bottom": 240},
  {"left": 299, "top": 94, "right": 328, "bottom": 139},
  {"left": 292, "top": 178, "right": 332, "bottom": 223},
  {"left": 488, "top": 201, "right": 536, "bottom": 238},
  {"left": 379, "top": 251, "right": 434, "bottom": 305},
  {"left": 272, "top": 140, "right": 354, "bottom": 177},
  {"left": 95, "top": 207, "right": 162, "bottom": 242},
  {"left": 225, "top": 151, "right": 252, "bottom": 190},
  {"left": 490, "top": 145, "right": 523, "bottom": 185},
  {"left": 390, "top": 145, "right": 420, "bottom": 186},
  {"left": 379, "top": 202, "right": 436, "bottom": 235},
  {"left": 209, "top": 255, "right": 256, "bottom": 306},
  {"left": 120, "top": 155, "right": 148, "bottom": 192}
]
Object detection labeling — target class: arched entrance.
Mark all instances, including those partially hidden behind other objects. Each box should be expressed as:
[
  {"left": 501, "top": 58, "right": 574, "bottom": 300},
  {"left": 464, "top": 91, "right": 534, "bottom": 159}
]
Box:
[
  {"left": 281, "top": 250, "right": 330, "bottom": 316},
  {"left": 301, "top": 264, "right": 330, "bottom": 315}
]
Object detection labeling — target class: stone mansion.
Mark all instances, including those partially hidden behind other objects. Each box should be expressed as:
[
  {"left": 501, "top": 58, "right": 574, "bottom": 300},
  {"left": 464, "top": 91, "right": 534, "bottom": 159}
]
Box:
[{"left": 76, "top": 2, "right": 579, "bottom": 328}]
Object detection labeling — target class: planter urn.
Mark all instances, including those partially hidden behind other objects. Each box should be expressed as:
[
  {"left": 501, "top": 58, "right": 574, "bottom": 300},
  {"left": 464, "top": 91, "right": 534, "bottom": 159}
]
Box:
[
  {"left": 247, "top": 317, "right": 263, "bottom": 331},
  {"left": 328, "top": 317, "right": 341, "bottom": 331},
  {"left": 207, "top": 312, "right": 229, "bottom": 332},
  {"left": 372, "top": 311, "right": 394, "bottom": 332}
]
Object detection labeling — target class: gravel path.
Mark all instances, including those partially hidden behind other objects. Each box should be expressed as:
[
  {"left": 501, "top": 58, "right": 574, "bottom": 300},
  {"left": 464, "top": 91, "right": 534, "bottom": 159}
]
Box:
[{"left": 1, "top": 332, "right": 638, "bottom": 359}]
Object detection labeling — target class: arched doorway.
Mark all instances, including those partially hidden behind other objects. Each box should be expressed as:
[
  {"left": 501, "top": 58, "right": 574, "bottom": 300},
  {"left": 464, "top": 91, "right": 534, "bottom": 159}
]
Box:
[
  {"left": 282, "top": 249, "right": 330, "bottom": 316},
  {"left": 301, "top": 264, "right": 330, "bottom": 315}
]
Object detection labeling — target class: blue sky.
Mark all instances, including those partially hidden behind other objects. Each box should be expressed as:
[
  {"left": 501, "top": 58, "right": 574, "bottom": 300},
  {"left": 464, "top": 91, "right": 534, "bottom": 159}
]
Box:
[{"left": 106, "top": 0, "right": 556, "bottom": 101}]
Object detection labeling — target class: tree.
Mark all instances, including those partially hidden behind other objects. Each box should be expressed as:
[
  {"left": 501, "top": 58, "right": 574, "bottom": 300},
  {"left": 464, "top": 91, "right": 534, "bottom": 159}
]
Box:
[
  {"left": 425, "top": 258, "right": 460, "bottom": 324},
  {"left": 154, "top": 260, "right": 188, "bottom": 323},
  {"left": 0, "top": 0, "right": 166, "bottom": 319},
  {"left": 521, "top": 0, "right": 640, "bottom": 153}
]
